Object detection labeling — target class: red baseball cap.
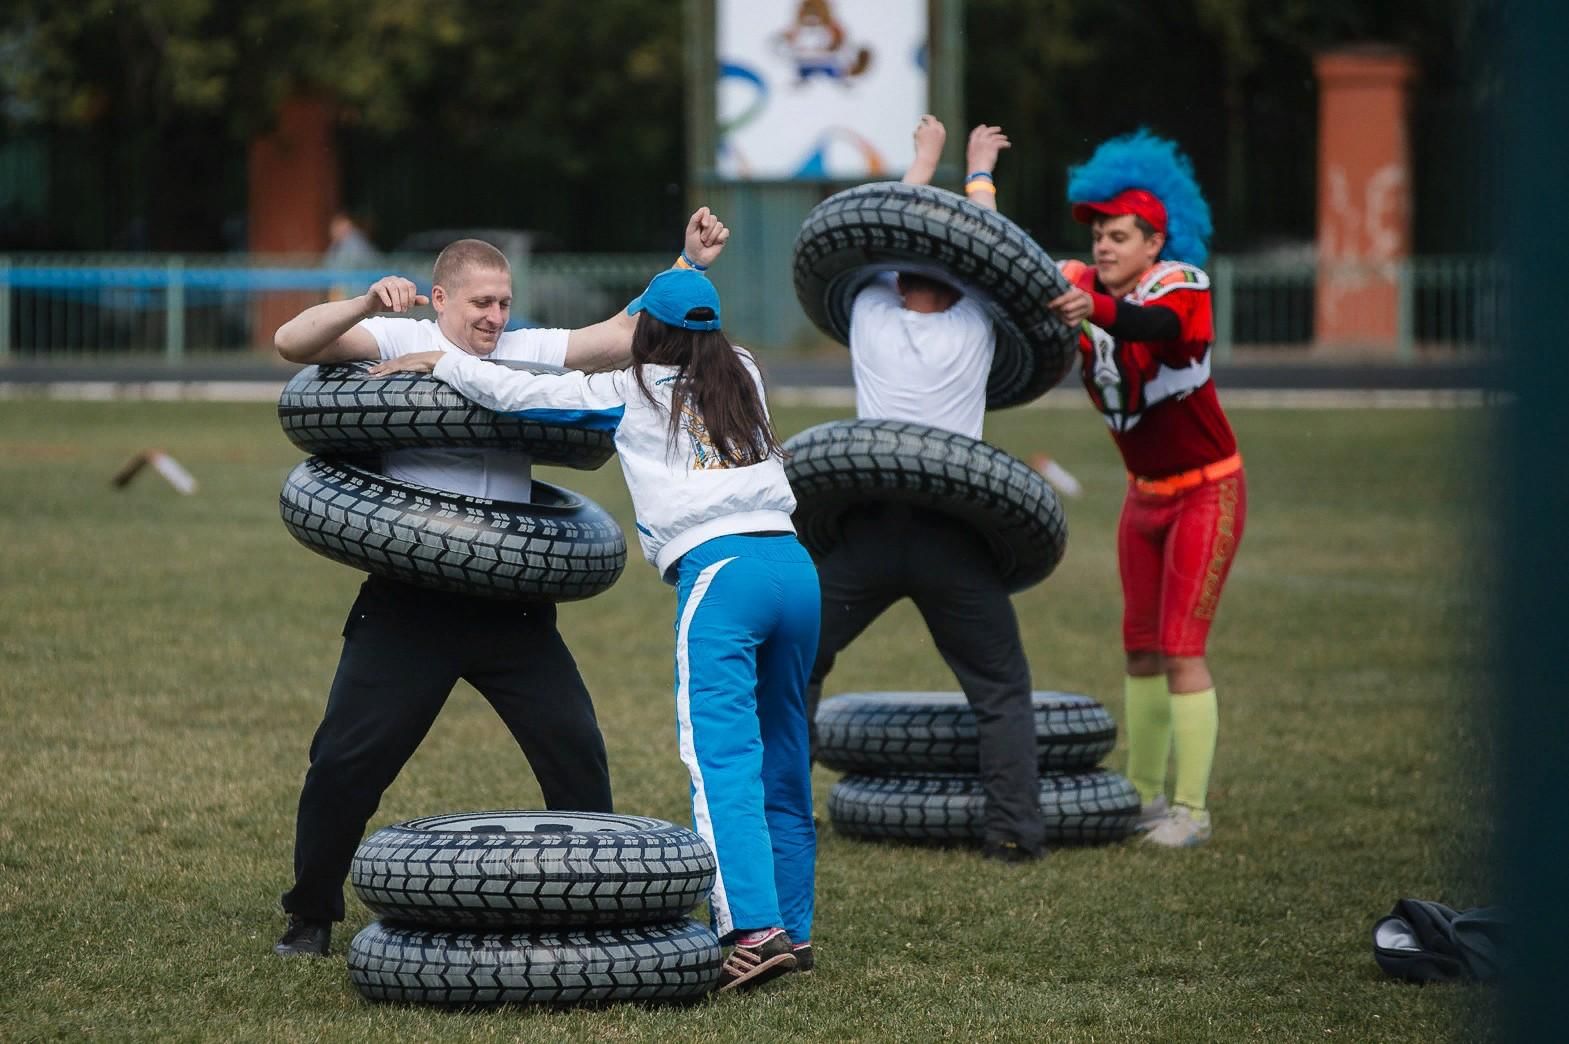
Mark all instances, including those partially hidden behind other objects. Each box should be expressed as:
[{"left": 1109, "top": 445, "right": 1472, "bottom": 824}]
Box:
[{"left": 1071, "top": 188, "right": 1168, "bottom": 235}]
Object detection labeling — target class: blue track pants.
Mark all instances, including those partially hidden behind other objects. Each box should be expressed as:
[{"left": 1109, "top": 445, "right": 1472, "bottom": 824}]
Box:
[{"left": 672, "top": 534, "right": 820, "bottom": 944}]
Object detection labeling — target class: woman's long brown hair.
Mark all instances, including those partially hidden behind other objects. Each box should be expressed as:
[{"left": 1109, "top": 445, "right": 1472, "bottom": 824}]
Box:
[{"left": 630, "top": 314, "right": 784, "bottom": 467}]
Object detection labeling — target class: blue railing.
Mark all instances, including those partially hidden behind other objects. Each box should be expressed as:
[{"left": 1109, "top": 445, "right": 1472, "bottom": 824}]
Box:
[
  {"left": 0, "top": 252, "right": 1504, "bottom": 360},
  {"left": 0, "top": 252, "right": 671, "bottom": 360}
]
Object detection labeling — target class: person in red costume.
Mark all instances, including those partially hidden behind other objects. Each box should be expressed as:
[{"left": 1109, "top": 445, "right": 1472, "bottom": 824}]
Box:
[{"left": 1046, "top": 130, "right": 1244, "bottom": 848}]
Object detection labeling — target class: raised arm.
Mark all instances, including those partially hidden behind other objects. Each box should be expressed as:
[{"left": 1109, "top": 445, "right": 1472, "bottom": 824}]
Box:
[
  {"left": 562, "top": 207, "right": 731, "bottom": 372},
  {"left": 901, "top": 115, "right": 945, "bottom": 186},
  {"left": 273, "top": 276, "right": 428, "bottom": 364},
  {"left": 962, "top": 124, "right": 1010, "bottom": 213}
]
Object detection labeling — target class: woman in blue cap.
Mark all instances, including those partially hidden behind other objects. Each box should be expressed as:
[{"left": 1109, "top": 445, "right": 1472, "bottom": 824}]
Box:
[{"left": 371, "top": 266, "right": 819, "bottom": 992}]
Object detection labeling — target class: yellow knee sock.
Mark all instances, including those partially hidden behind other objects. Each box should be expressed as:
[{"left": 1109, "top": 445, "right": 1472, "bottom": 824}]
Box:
[
  {"left": 1170, "top": 688, "right": 1219, "bottom": 811},
  {"left": 1123, "top": 674, "right": 1172, "bottom": 804}
]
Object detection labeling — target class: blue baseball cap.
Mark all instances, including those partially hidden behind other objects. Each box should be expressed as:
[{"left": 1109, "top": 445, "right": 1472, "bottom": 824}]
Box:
[{"left": 627, "top": 268, "right": 722, "bottom": 331}]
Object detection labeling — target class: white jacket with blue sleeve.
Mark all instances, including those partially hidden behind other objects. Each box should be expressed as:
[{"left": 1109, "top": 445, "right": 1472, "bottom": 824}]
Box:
[{"left": 431, "top": 349, "right": 797, "bottom": 581}]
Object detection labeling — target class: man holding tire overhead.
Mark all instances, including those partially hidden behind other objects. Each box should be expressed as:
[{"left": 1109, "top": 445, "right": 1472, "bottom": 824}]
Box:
[
  {"left": 267, "top": 209, "right": 731, "bottom": 958},
  {"left": 1045, "top": 131, "right": 1245, "bottom": 848},
  {"left": 806, "top": 115, "right": 1049, "bottom": 863}
]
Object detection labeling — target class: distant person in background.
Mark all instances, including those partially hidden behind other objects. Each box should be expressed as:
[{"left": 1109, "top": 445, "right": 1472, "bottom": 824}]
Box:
[
  {"left": 806, "top": 115, "right": 1050, "bottom": 864},
  {"left": 325, "top": 211, "right": 378, "bottom": 266},
  {"left": 324, "top": 211, "right": 380, "bottom": 301},
  {"left": 267, "top": 208, "right": 730, "bottom": 959},
  {"left": 1045, "top": 130, "right": 1245, "bottom": 848}
]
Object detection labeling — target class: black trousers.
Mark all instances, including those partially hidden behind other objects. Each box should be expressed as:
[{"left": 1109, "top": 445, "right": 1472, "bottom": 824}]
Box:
[
  {"left": 808, "top": 505, "right": 1045, "bottom": 852},
  {"left": 281, "top": 576, "right": 613, "bottom": 922}
]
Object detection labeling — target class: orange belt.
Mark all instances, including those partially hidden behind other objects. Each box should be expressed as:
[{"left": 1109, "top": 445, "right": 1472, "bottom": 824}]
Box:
[{"left": 1129, "top": 453, "right": 1243, "bottom": 496}]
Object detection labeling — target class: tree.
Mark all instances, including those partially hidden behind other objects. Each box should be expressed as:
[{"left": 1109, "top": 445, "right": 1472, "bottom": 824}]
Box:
[
  {"left": 964, "top": 0, "right": 1488, "bottom": 252},
  {"left": 0, "top": 0, "right": 1491, "bottom": 253}
]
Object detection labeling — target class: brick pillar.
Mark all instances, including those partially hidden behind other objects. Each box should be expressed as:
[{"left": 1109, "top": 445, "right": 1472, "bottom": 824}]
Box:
[
  {"left": 248, "top": 95, "right": 339, "bottom": 349},
  {"left": 1313, "top": 47, "right": 1416, "bottom": 352}
]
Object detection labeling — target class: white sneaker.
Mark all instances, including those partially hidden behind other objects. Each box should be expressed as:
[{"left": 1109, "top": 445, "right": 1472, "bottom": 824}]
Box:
[
  {"left": 1134, "top": 794, "right": 1169, "bottom": 833},
  {"left": 1143, "top": 804, "right": 1212, "bottom": 848}
]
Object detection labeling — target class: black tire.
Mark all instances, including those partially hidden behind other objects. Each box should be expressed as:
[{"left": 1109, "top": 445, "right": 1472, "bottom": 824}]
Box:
[
  {"left": 827, "top": 769, "right": 1140, "bottom": 845},
  {"left": 792, "top": 182, "right": 1076, "bottom": 409},
  {"left": 278, "top": 360, "right": 617, "bottom": 470},
  {"left": 816, "top": 691, "right": 1116, "bottom": 774},
  {"left": 279, "top": 456, "right": 626, "bottom": 602},
  {"left": 783, "top": 419, "right": 1066, "bottom": 592},
  {"left": 351, "top": 811, "right": 717, "bottom": 928},
  {"left": 347, "top": 919, "right": 722, "bottom": 1006}
]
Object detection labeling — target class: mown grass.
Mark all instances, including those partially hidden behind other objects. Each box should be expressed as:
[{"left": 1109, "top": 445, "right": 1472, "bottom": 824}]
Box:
[{"left": 0, "top": 397, "right": 1494, "bottom": 1042}]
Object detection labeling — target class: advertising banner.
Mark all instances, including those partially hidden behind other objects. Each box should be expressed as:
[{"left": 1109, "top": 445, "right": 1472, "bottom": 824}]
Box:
[{"left": 716, "top": 0, "right": 928, "bottom": 180}]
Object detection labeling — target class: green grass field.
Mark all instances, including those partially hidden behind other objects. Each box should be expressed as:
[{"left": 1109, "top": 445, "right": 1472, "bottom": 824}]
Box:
[{"left": 0, "top": 397, "right": 1494, "bottom": 1042}]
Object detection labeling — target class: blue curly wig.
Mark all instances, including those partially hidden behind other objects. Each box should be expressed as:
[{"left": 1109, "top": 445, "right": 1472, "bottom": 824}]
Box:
[{"left": 1066, "top": 129, "right": 1212, "bottom": 268}]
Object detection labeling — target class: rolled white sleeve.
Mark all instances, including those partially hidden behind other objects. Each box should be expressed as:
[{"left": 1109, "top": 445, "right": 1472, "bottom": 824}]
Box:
[
  {"left": 495, "top": 327, "right": 570, "bottom": 366},
  {"left": 358, "top": 317, "right": 424, "bottom": 361}
]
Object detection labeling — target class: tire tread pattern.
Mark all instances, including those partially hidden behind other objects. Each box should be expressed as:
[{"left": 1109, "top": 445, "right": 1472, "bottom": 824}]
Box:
[
  {"left": 347, "top": 919, "right": 722, "bottom": 1006},
  {"left": 351, "top": 812, "right": 717, "bottom": 928},
  {"left": 793, "top": 182, "right": 1076, "bottom": 409},
  {"left": 816, "top": 691, "right": 1116, "bottom": 774},
  {"left": 783, "top": 419, "right": 1066, "bottom": 591},
  {"left": 278, "top": 361, "right": 615, "bottom": 469},
  {"left": 828, "top": 769, "right": 1140, "bottom": 845},
  {"left": 279, "top": 457, "right": 626, "bottom": 601}
]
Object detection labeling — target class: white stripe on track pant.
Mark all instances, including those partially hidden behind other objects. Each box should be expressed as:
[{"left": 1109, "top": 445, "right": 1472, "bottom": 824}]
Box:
[{"left": 673, "top": 533, "right": 820, "bottom": 943}]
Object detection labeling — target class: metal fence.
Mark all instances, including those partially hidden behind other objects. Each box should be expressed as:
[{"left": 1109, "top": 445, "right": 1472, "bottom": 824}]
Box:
[
  {"left": 0, "top": 252, "right": 1505, "bottom": 361},
  {"left": 0, "top": 252, "right": 670, "bottom": 360},
  {"left": 1210, "top": 254, "right": 1507, "bottom": 359}
]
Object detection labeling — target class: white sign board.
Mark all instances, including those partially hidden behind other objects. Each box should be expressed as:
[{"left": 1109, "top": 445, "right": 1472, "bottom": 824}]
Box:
[{"left": 716, "top": 0, "right": 928, "bottom": 180}]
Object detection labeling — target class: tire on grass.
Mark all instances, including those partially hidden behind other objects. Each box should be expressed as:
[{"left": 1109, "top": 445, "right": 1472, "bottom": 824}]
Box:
[
  {"left": 827, "top": 769, "right": 1140, "bottom": 846},
  {"left": 816, "top": 691, "right": 1116, "bottom": 774},
  {"left": 792, "top": 182, "right": 1076, "bottom": 409},
  {"left": 279, "top": 457, "right": 626, "bottom": 601},
  {"left": 347, "top": 919, "right": 722, "bottom": 1006},
  {"left": 278, "top": 360, "right": 616, "bottom": 470},
  {"left": 783, "top": 418, "right": 1066, "bottom": 592},
  {"left": 351, "top": 811, "right": 716, "bottom": 928}
]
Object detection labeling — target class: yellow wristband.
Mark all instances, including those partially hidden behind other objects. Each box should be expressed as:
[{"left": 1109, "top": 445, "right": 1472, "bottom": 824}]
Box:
[
  {"left": 674, "top": 254, "right": 693, "bottom": 269},
  {"left": 965, "top": 181, "right": 997, "bottom": 194}
]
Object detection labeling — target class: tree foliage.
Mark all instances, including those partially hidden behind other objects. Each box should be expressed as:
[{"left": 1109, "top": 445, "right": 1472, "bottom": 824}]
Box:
[
  {"left": 0, "top": 0, "right": 464, "bottom": 134},
  {"left": 965, "top": 0, "right": 1492, "bottom": 249},
  {"left": 0, "top": 0, "right": 1491, "bottom": 252}
]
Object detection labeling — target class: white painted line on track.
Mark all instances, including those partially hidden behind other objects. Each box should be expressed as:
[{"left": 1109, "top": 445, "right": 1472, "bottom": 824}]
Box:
[
  {"left": 770, "top": 387, "right": 1503, "bottom": 410},
  {"left": 0, "top": 381, "right": 1503, "bottom": 409}
]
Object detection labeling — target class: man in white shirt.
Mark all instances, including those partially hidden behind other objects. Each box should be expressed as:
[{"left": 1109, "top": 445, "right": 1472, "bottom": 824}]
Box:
[
  {"left": 269, "top": 209, "right": 731, "bottom": 957},
  {"left": 807, "top": 118, "right": 1047, "bottom": 862}
]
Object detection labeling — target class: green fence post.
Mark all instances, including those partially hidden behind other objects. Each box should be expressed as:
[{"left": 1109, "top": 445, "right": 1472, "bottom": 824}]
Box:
[
  {"left": 1395, "top": 258, "right": 1414, "bottom": 362},
  {"left": 1212, "top": 255, "right": 1234, "bottom": 361},
  {"left": 166, "top": 256, "right": 185, "bottom": 361},
  {"left": 0, "top": 256, "right": 10, "bottom": 362}
]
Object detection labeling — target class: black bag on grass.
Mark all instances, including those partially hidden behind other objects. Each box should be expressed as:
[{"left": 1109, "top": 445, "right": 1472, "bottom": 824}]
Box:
[{"left": 1372, "top": 899, "right": 1509, "bottom": 984}]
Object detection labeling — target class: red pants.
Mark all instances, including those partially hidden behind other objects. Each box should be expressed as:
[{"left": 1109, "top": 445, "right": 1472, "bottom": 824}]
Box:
[{"left": 1118, "top": 471, "right": 1247, "bottom": 657}]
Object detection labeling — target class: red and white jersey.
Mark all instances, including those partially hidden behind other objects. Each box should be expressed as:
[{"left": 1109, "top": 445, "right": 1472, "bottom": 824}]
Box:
[{"left": 1072, "top": 260, "right": 1238, "bottom": 478}]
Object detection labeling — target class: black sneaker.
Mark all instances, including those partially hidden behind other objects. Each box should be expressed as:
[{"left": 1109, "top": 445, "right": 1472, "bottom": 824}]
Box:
[
  {"left": 792, "top": 941, "right": 814, "bottom": 974},
  {"left": 717, "top": 929, "right": 797, "bottom": 992},
  {"left": 981, "top": 839, "right": 1047, "bottom": 863},
  {"left": 274, "top": 915, "right": 331, "bottom": 957}
]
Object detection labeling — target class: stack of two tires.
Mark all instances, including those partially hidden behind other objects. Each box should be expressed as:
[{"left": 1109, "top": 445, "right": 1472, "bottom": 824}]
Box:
[
  {"left": 345, "top": 811, "right": 724, "bottom": 1006},
  {"left": 275, "top": 359, "right": 627, "bottom": 603},
  {"left": 818, "top": 693, "right": 1142, "bottom": 848}
]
